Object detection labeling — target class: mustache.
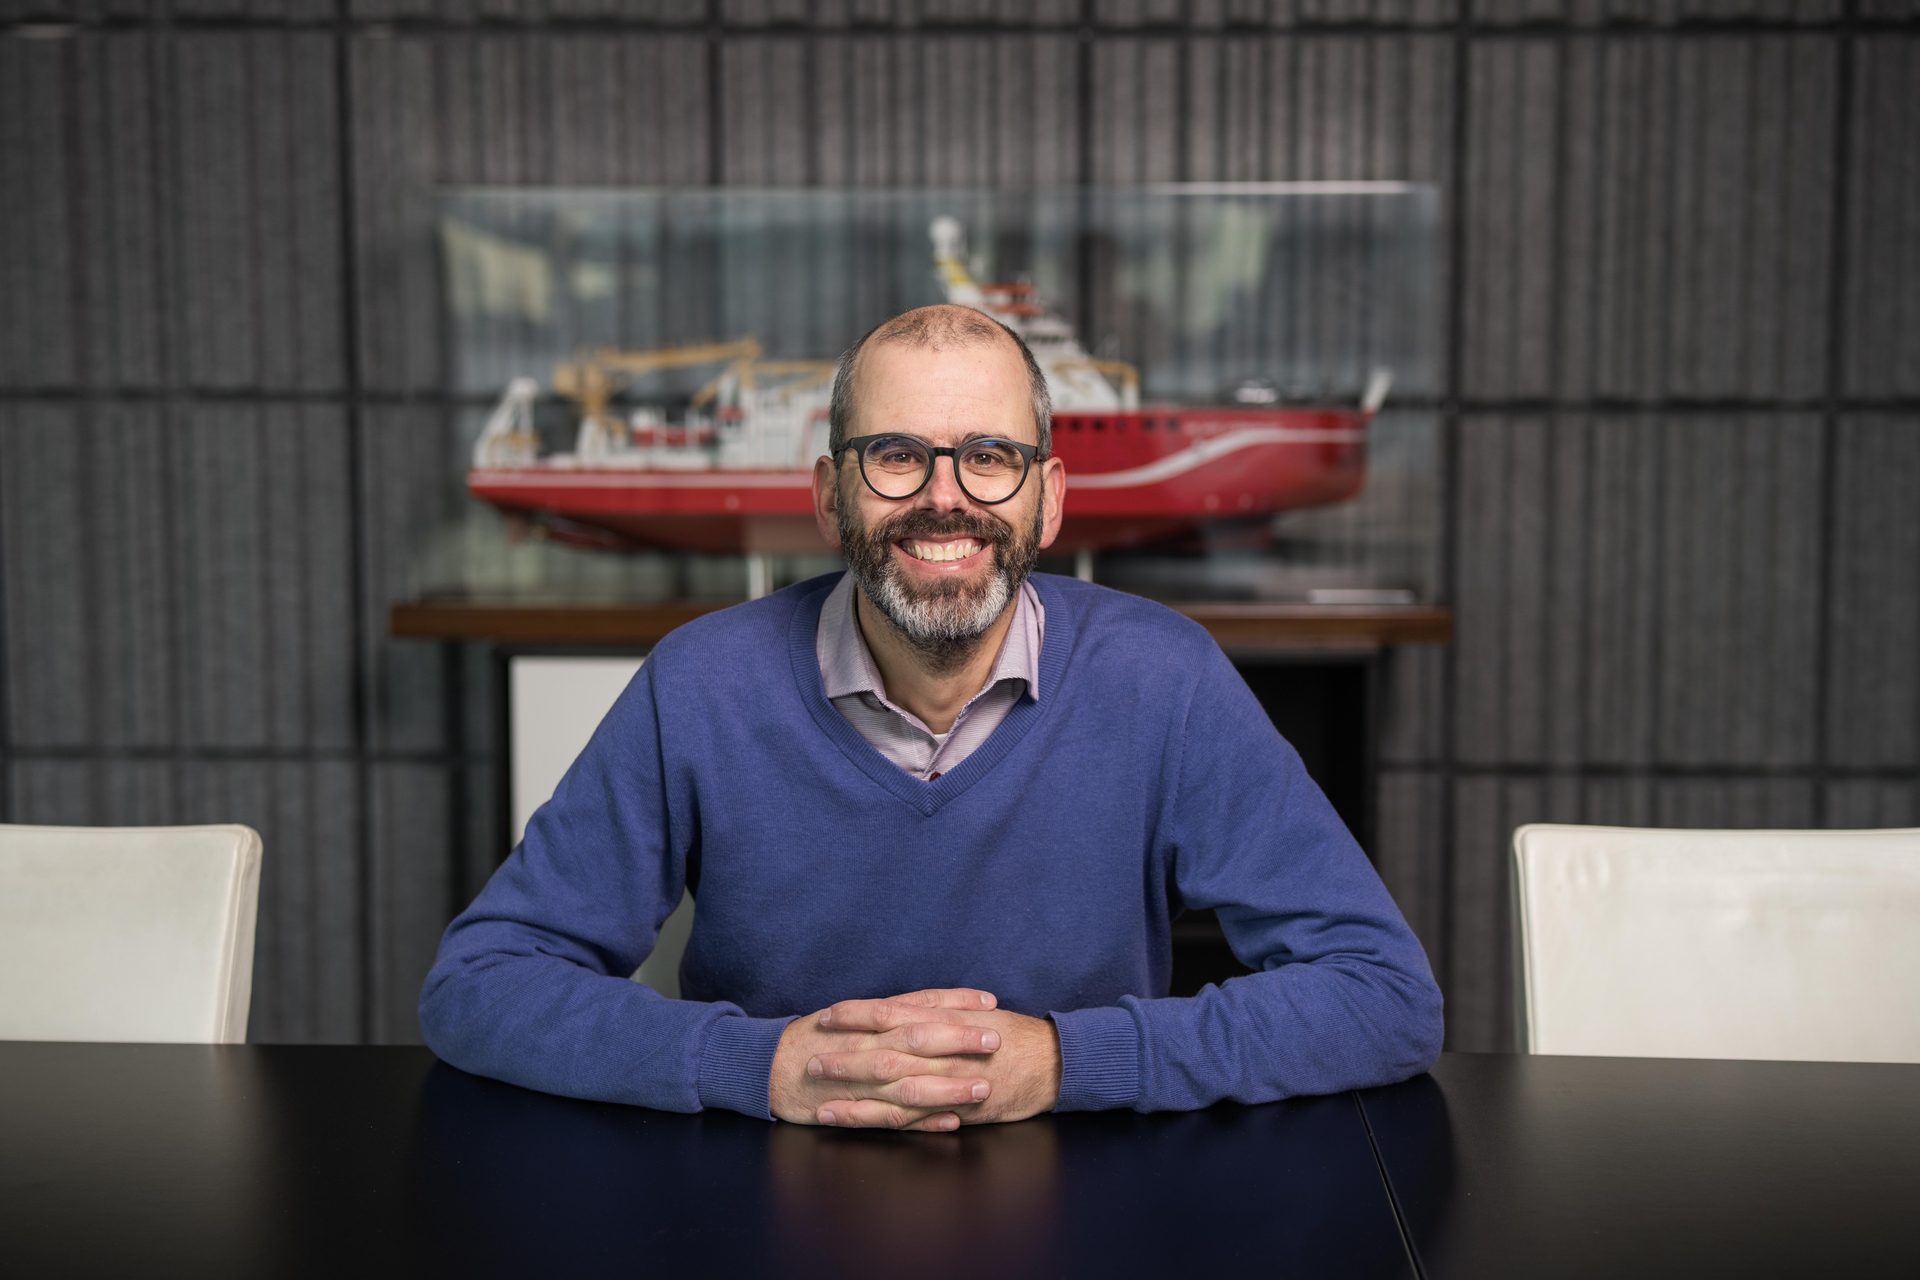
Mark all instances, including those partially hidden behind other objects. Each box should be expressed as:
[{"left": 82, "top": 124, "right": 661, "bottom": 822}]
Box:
[{"left": 872, "top": 508, "right": 1012, "bottom": 547}]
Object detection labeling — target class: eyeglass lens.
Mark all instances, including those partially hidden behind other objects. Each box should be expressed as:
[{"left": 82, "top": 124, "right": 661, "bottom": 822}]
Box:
[{"left": 860, "top": 436, "right": 1029, "bottom": 503}]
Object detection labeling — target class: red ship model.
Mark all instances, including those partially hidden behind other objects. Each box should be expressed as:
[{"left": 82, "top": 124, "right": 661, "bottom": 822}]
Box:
[{"left": 468, "top": 217, "right": 1387, "bottom": 555}]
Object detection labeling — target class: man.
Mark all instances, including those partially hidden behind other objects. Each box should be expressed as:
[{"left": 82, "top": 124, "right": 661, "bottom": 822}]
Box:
[{"left": 420, "top": 305, "right": 1442, "bottom": 1131}]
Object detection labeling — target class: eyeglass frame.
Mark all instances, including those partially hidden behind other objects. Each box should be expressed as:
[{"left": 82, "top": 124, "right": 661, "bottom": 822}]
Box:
[{"left": 838, "top": 433, "right": 1046, "bottom": 506}]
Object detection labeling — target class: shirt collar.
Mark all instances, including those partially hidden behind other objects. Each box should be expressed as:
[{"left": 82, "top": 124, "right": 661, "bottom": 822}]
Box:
[{"left": 817, "top": 570, "right": 1044, "bottom": 705}]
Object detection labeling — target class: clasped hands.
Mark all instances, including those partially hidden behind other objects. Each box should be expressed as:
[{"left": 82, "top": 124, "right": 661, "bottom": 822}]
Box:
[{"left": 769, "top": 987, "right": 1060, "bottom": 1132}]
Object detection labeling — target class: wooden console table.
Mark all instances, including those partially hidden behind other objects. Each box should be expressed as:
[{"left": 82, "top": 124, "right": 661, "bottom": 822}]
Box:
[{"left": 392, "top": 597, "right": 1452, "bottom": 655}]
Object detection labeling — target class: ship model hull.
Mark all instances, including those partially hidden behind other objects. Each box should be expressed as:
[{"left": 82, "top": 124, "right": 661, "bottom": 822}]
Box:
[{"left": 469, "top": 406, "right": 1368, "bottom": 556}]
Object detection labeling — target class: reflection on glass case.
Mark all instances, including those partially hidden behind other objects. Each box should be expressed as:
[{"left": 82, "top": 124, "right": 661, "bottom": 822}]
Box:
[{"left": 429, "top": 185, "right": 1441, "bottom": 604}]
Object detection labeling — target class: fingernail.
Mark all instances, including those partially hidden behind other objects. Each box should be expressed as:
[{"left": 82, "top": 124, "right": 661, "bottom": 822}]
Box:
[
  {"left": 819, "top": 1109, "right": 837, "bottom": 1125},
  {"left": 971, "top": 1082, "right": 990, "bottom": 1101},
  {"left": 981, "top": 1031, "right": 1001, "bottom": 1051},
  {"left": 819, "top": 1009, "right": 832, "bottom": 1026},
  {"left": 982, "top": 993, "right": 996, "bottom": 1008},
  {"left": 938, "top": 1115, "right": 959, "bottom": 1131},
  {"left": 806, "top": 1056, "right": 823, "bottom": 1078}
]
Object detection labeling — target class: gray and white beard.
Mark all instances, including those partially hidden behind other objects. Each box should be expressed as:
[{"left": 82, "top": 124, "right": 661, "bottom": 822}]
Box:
[{"left": 837, "top": 488, "right": 1043, "bottom": 673}]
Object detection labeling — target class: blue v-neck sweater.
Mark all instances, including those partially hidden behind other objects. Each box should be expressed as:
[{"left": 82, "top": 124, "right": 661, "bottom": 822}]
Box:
[{"left": 420, "top": 573, "right": 1443, "bottom": 1118}]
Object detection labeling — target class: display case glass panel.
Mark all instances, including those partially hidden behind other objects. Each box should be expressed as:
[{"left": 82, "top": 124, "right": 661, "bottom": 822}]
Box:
[{"left": 417, "top": 185, "right": 1442, "bottom": 604}]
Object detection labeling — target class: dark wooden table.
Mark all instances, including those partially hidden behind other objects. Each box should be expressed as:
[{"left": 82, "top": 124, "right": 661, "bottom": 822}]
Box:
[
  {"left": 0, "top": 1042, "right": 1409, "bottom": 1278},
  {"left": 5, "top": 1045, "right": 1916, "bottom": 1278},
  {"left": 1362, "top": 1053, "right": 1920, "bottom": 1279},
  {"left": 390, "top": 595, "right": 1453, "bottom": 656}
]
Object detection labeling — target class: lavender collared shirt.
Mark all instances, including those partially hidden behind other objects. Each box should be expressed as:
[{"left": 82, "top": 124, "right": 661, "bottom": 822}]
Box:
[{"left": 815, "top": 571, "right": 1045, "bottom": 781}]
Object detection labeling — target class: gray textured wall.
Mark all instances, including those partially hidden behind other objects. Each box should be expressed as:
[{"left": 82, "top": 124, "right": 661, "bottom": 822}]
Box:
[{"left": 1, "top": 1, "right": 1916, "bottom": 1051}]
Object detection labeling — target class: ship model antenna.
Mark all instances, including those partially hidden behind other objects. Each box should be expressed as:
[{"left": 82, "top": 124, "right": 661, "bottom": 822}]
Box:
[{"left": 1361, "top": 368, "right": 1393, "bottom": 416}]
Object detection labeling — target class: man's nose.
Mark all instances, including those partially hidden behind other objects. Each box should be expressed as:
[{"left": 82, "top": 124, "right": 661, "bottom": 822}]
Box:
[{"left": 917, "top": 453, "right": 973, "bottom": 510}]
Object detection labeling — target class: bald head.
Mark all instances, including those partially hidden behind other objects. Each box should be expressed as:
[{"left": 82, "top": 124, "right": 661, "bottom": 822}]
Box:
[{"left": 827, "top": 304, "right": 1053, "bottom": 458}]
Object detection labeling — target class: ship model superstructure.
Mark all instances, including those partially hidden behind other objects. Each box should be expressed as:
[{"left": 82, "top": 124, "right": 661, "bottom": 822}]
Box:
[{"left": 468, "top": 217, "right": 1386, "bottom": 555}]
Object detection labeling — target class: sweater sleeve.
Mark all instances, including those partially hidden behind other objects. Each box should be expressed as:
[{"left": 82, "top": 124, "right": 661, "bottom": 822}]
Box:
[
  {"left": 417, "top": 658, "right": 792, "bottom": 1119},
  {"left": 1050, "top": 643, "right": 1444, "bottom": 1113}
]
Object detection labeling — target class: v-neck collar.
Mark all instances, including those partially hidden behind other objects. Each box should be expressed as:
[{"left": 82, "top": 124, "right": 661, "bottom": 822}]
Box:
[{"left": 788, "top": 572, "right": 1075, "bottom": 817}]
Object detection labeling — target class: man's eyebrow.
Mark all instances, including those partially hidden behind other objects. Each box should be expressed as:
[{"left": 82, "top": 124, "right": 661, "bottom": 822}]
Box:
[{"left": 880, "top": 430, "right": 1006, "bottom": 444}]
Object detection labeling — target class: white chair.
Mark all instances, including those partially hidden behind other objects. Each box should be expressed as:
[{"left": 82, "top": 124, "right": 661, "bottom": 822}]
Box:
[
  {"left": 1512, "top": 823, "right": 1920, "bottom": 1064},
  {"left": 0, "top": 823, "right": 263, "bottom": 1044}
]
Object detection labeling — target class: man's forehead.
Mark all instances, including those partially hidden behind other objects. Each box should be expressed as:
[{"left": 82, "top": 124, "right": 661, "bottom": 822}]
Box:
[
  {"left": 861, "top": 330, "right": 1023, "bottom": 377},
  {"left": 856, "top": 339, "right": 1029, "bottom": 415}
]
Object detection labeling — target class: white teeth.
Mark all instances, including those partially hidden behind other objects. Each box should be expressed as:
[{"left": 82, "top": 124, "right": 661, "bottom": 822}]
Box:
[{"left": 904, "top": 539, "right": 981, "bottom": 562}]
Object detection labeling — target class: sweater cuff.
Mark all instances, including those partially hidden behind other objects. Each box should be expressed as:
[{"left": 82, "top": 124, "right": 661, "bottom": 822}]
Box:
[
  {"left": 1049, "top": 1005, "right": 1141, "bottom": 1111},
  {"left": 696, "top": 1014, "right": 794, "bottom": 1119}
]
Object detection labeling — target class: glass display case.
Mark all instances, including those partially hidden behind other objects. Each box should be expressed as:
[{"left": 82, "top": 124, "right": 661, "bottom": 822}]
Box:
[{"left": 419, "top": 184, "right": 1442, "bottom": 605}]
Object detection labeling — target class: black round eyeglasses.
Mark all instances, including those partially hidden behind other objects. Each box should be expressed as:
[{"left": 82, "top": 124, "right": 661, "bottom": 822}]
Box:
[{"left": 841, "top": 434, "right": 1043, "bottom": 505}]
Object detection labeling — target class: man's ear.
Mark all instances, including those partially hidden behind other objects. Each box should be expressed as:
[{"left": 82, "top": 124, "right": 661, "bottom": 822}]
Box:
[
  {"left": 812, "top": 455, "right": 844, "bottom": 550},
  {"left": 1036, "top": 456, "right": 1067, "bottom": 551}
]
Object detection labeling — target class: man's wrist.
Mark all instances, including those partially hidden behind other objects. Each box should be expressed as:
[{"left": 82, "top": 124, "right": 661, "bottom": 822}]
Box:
[
  {"left": 699, "top": 1013, "right": 796, "bottom": 1120},
  {"left": 1049, "top": 1005, "right": 1141, "bottom": 1112}
]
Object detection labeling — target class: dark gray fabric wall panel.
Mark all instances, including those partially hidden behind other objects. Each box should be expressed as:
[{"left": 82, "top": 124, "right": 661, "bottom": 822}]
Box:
[
  {"left": 9, "top": 758, "right": 181, "bottom": 826},
  {"left": 1, "top": 402, "right": 355, "bottom": 752},
  {"left": 725, "top": 0, "right": 836, "bottom": 23},
  {"left": 1453, "top": 414, "right": 1582, "bottom": 768},
  {"left": 721, "top": 38, "right": 813, "bottom": 185},
  {"left": 352, "top": 1, "right": 707, "bottom": 18},
  {"left": 0, "top": 32, "right": 168, "bottom": 390},
  {"left": 1079, "top": 36, "right": 1461, "bottom": 186},
  {"left": 1094, "top": 0, "right": 1461, "bottom": 23},
  {"left": 1464, "top": 37, "right": 1835, "bottom": 401},
  {"left": 369, "top": 761, "right": 452, "bottom": 1044},
  {"left": 1, "top": 404, "right": 96, "bottom": 750},
  {"left": 1093, "top": 0, "right": 1191, "bottom": 22},
  {"left": 1826, "top": 780, "right": 1920, "bottom": 828},
  {"left": 0, "top": 3, "right": 152, "bottom": 21},
  {"left": 1581, "top": 776, "right": 1656, "bottom": 826},
  {"left": 1378, "top": 648, "right": 1446, "bottom": 764},
  {"left": 1653, "top": 414, "right": 1822, "bottom": 767},
  {"left": 175, "top": 33, "right": 346, "bottom": 392},
  {"left": 171, "top": 1, "right": 339, "bottom": 19},
  {"left": 1373, "top": 769, "right": 1446, "bottom": 976},
  {"left": 1454, "top": 414, "right": 1821, "bottom": 771},
  {"left": 1651, "top": 777, "right": 1817, "bottom": 827},
  {"left": 1178, "top": 36, "right": 1455, "bottom": 184},
  {"left": 1475, "top": 0, "right": 1839, "bottom": 21},
  {"left": 350, "top": 31, "right": 711, "bottom": 393},
  {"left": 1089, "top": 38, "right": 1180, "bottom": 183},
  {"left": 1844, "top": 37, "right": 1920, "bottom": 398},
  {"left": 360, "top": 406, "right": 462, "bottom": 755},
  {"left": 170, "top": 403, "right": 358, "bottom": 750},
  {"left": 0, "top": 30, "right": 344, "bottom": 392},
  {"left": 731, "top": 34, "right": 1079, "bottom": 186},
  {"left": 1579, "top": 416, "right": 1664, "bottom": 765},
  {"left": 1826, "top": 415, "right": 1920, "bottom": 768},
  {"left": 1448, "top": 773, "right": 1582, "bottom": 1052}
]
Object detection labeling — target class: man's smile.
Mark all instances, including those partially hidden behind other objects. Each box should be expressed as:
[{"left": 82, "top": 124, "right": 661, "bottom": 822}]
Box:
[{"left": 897, "top": 537, "right": 987, "bottom": 568}]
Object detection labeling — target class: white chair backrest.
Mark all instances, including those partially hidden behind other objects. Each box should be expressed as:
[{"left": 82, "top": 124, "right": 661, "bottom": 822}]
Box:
[
  {"left": 1513, "top": 824, "right": 1920, "bottom": 1064},
  {"left": 0, "top": 823, "right": 263, "bottom": 1044}
]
